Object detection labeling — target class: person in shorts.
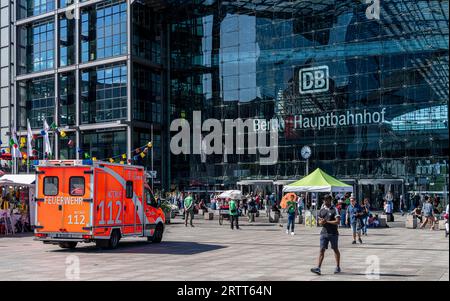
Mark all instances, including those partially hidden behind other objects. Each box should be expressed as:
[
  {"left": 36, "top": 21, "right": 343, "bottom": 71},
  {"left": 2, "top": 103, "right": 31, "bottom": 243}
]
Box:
[
  {"left": 310, "top": 194, "right": 341, "bottom": 275},
  {"left": 346, "top": 196, "right": 364, "bottom": 244}
]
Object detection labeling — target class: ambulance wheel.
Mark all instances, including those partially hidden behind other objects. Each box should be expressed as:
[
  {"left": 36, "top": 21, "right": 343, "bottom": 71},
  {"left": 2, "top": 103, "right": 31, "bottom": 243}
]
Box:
[
  {"left": 58, "top": 242, "right": 78, "bottom": 249},
  {"left": 148, "top": 224, "right": 163, "bottom": 243},
  {"left": 108, "top": 230, "right": 121, "bottom": 249},
  {"left": 95, "top": 230, "right": 121, "bottom": 249}
]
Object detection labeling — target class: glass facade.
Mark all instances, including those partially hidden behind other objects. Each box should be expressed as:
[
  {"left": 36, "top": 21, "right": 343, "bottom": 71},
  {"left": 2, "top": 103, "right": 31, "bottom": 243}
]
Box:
[
  {"left": 80, "top": 0, "right": 127, "bottom": 63},
  {"left": 18, "top": 19, "right": 55, "bottom": 74},
  {"left": 20, "top": 75, "right": 55, "bottom": 129},
  {"left": 165, "top": 0, "right": 449, "bottom": 200},
  {"left": 59, "top": 72, "right": 76, "bottom": 126},
  {"left": 81, "top": 129, "right": 127, "bottom": 161},
  {"left": 18, "top": 0, "right": 55, "bottom": 19},
  {"left": 133, "top": 63, "right": 161, "bottom": 123},
  {"left": 80, "top": 63, "right": 127, "bottom": 124},
  {"left": 59, "top": 15, "right": 75, "bottom": 67},
  {"left": 7, "top": 0, "right": 448, "bottom": 196}
]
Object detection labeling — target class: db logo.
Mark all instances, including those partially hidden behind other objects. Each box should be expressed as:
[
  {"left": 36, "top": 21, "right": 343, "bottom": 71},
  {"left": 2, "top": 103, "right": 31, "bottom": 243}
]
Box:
[{"left": 299, "top": 66, "right": 329, "bottom": 94}]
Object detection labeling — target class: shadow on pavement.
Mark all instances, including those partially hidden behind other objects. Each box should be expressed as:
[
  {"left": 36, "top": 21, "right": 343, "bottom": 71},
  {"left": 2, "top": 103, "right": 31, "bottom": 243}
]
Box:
[
  {"left": 51, "top": 240, "right": 226, "bottom": 255},
  {"left": 341, "top": 272, "right": 415, "bottom": 278}
]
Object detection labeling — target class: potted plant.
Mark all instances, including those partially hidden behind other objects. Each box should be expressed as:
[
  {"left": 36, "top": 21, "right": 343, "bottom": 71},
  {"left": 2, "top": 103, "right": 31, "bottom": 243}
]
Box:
[{"left": 160, "top": 200, "right": 172, "bottom": 224}]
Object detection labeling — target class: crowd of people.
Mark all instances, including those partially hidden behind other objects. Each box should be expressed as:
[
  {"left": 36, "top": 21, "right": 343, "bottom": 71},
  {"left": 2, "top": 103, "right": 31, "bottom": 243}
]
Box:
[{"left": 159, "top": 189, "right": 449, "bottom": 238}]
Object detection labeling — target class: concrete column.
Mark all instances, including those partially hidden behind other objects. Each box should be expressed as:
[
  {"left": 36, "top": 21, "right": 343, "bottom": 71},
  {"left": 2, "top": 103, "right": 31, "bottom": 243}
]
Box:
[{"left": 126, "top": 0, "right": 132, "bottom": 160}]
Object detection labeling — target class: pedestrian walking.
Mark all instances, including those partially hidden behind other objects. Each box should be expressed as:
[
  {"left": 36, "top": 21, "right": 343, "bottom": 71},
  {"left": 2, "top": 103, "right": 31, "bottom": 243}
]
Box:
[
  {"left": 399, "top": 194, "right": 405, "bottom": 216},
  {"left": 229, "top": 198, "right": 240, "bottom": 230},
  {"left": 420, "top": 196, "right": 435, "bottom": 230},
  {"left": 184, "top": 192, "right": 194, "bottom": 227},
  {"left": 286, "top": 194, "right": 296, "bottom": 236},
  {"left": 444, "top": 204, "right": 449, "bottom": 238},
  {"left": 248, "top": 197, "right": 257, "bottom": 223},
  {"left": 310, "top": 194, "right": 341, "bottom": 275},
  {"left": 346, "top": 196, "right": 364, "bottom": 244},
  {"left": 361, "top": 198, "right": 370, "bottom": 236}
]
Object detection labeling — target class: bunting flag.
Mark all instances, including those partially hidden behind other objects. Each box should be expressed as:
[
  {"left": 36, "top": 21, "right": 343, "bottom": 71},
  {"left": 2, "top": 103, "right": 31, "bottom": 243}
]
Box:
[
  {"left": 27, "top": 119, "right": 34, "bottom": 158},
  {"left": 92, "top": 157, "right": 97, "bottom": 161},
  {"left": 19, "top": 137, "right": 26, "bottom": 148},
  {"left": 50, "top": 122, "right": 58, "bottom": 131},
  {"left": 122, "top": 154, "right": 127, "bottom": 160},
  {"left": 67, "top": 139, "right": 74, "bottom": 148},
  {"left": 109, "top": 158, "right": 114, "bottom": 163},
  {"left": 120, "top": 161, "right": 124, "bottom": 165},
  {"left": 84, "top": 153, "right": 90, "bottom": 159},
  {"left": 60, "top": 130, "right": 67, "bottom": 138},
  {"left": 140, "top": 152, "right": 146, "bottom": 158},
  {"left": 147, "top": 141, "right": 153, "bottom": 148},
  {"left": 43, "top": 119, "right": 52, "bottom": 157}
]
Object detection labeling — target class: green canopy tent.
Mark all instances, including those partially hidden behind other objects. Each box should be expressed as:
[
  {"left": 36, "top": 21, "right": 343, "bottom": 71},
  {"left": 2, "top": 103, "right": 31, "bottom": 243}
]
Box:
[
  {"left": 282, "top": 168, "right": 353, "bottom": 227},
  {"left": 283, "top": 168, "right": 353, "bottom": 193}
]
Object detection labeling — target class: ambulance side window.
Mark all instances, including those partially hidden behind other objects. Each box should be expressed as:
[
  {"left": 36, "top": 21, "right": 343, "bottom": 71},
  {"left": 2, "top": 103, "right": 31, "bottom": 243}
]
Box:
[
  {"left": 145, "top": 189, "right": 156, "bottom": 207},
  {"left": 44, "top": 177, "right": 58, "bottom": 196},
  {"left": 126, "top": 181, "right": 133, "bottom": 198},
  {"left": 69, "top": 177, "right": 85, "bottom": 196}
]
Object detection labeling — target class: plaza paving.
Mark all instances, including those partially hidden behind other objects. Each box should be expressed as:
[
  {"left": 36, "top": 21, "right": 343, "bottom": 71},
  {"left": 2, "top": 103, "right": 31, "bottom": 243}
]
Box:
[{"left": 0, "top": 213, "right": 448, "bottom": 281}]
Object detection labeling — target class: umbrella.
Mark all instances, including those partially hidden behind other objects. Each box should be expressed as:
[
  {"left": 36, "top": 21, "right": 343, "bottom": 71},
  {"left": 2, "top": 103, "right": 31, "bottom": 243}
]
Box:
[
  {"left": 280, "top": 193, "right": 297, "bottom": 209},
  {"left": 218, "top": 190, "right": 243, "bottom": 200}
]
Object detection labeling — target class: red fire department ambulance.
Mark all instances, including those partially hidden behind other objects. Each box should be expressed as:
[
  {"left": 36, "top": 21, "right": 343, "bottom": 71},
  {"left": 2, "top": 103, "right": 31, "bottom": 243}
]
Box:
[{"left": 34, "top": 160, "right": 165, "bottom": 249}]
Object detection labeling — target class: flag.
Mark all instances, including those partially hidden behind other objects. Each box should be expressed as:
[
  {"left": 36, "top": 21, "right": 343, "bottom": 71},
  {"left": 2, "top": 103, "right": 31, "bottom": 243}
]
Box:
[
  {"left": 60, "top": 130, "right": 66, "bottom": 138},
  {"left": 10, "top": 128, "right": 22, "bottom": 159},
  {"left": 50, "top": 122, "right": 58, "bottom": 131},
  {"left": 109, "top": 158, "right": 114, "bottom": 163},
  {"left": 122, "top": 154, "right": 127, "bottom": 159},
  {"left": 43, "top": 119, "right": 52, "bottom": 157},
  {"left": 147, "top": 141, "right": 153, "bottom": 148},
  {"left": 27, "top": 119, "right": 34, "bottom": 158},
  {"left": 140, "top": 152, "right": 146, "bottom": 158}
]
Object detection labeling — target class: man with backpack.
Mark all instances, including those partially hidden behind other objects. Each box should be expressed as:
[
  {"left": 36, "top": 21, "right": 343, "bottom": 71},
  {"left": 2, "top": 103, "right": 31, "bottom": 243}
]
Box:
[
  {"left": 248, "top": 197, "right": 257, "bottom": 223},
  {"left": 286, "top": 194, "right": 297, "bottom": 236}
]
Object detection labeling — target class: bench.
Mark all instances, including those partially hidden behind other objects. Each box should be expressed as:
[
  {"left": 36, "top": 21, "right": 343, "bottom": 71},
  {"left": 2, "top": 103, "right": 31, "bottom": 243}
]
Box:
[
  {"left": 269, "top": 211, "right": 280, "bottom": 223},
  {"left": 405, "top": 215, "right": 417, "bottom": 229},
  {"left": 380, "top": 214, "right": 394, "bottom": 223},
  {"left": 378, "top": 217, "right": 387, "bottom": 227},
  {"left": 204, "top": 212, "right": 214, "bottom": 220}
]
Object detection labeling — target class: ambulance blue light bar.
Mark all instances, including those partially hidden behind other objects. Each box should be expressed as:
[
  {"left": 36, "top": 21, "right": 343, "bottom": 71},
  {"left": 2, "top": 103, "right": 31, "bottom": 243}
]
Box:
[{"left": 34, "top": 160, "right": 93, "bottom": 166}]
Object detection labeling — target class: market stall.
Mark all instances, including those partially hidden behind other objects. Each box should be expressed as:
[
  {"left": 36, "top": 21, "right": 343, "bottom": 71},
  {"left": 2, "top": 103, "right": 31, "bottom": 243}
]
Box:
[{"left": 0, "top": 174, "right": 36, "bottom": 235}]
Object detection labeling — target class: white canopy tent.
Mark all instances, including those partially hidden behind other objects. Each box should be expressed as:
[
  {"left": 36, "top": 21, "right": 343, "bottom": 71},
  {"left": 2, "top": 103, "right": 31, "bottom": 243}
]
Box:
[
  {"left": 217, "top": 190, "right": 243, "bottom": 200},
  {"left": 0, "top": 174, "right": 36, "bottom": 187},
  {"left": 0, "top": 174, "right": 36, "bottom": 226}
]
